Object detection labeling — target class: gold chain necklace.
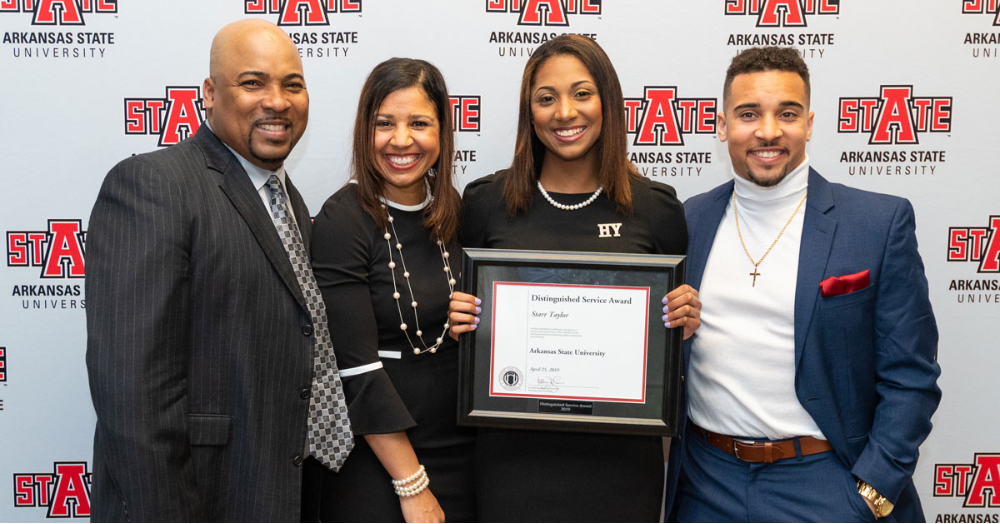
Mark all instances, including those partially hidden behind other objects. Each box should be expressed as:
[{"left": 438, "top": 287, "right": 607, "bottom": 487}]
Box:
[{"left": 733, "top": 191, "right": 808, "bottom": 287}]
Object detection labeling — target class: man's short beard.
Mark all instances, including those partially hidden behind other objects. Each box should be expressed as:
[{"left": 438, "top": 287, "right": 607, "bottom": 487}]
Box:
[
  {"left": 745, "top": 166, "right": 790, "bottom": 188},
  {"left": 251, "top": 148, "right": 289, "bottom": 167},
  {"left": 742, "top": 139, "right": 790, "bottom": 188},
  {"left": 247, "top": 134, "right": 290, "bottom": 169}
]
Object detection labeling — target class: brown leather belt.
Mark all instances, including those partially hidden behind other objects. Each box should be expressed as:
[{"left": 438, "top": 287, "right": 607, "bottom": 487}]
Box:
[{"left": 689, "top": 422, "right": 832, "bottom": 463}]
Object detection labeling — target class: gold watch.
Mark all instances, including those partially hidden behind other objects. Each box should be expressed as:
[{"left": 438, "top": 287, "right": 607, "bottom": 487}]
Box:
[{"left": 856, "top": 479, "right": 895, "bottom": 519}]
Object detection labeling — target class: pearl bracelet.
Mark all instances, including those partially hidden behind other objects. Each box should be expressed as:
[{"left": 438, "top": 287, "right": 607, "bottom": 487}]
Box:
[
  {"left": 394, "top": 471, "right": 430, "bottom": 497},
  {"left": 391, "top": 464, "right": 426, "bottom": 487}
]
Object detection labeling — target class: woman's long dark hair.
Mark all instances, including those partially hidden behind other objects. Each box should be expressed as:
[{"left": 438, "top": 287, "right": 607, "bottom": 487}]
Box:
[
  {"left": 503, "top": 35, "right": 638, "bottom": 216},
  {"left": 351, "top": 57, "right": 460, "bottom": 241}
]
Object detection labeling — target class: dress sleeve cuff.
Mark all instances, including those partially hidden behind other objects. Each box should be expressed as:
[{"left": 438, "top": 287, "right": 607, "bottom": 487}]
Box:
[{"left": 341, "top": 368, "right": 416, "bottom": 435}]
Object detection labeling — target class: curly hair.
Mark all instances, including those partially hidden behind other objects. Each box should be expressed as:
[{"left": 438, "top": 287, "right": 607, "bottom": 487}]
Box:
[{"left": 723, "top": 46, "right": 810, "bottom": 106}]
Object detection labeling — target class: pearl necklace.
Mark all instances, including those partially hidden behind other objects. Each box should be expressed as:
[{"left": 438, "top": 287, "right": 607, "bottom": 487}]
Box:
[
  {"left": 381, "top": 204, "right": 455, "bottom": 355},
  {"left": 537, "top": 180, "right": 604, "bottom": 211}
]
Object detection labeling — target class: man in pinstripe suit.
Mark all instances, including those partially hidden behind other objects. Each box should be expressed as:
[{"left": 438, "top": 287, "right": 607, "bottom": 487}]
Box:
[{"left": 86, "top": 19, "right": 324, "bottom": 521}]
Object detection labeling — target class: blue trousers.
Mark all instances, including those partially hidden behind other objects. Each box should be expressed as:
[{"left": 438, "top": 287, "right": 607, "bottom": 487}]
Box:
[{"left": 674, "top": 425, "right": 886, "bottom": 522}]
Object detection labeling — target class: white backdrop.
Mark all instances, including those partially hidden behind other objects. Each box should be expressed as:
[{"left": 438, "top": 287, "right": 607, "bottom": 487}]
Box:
[{"left": 1, "top": 1, "right": 998, "bottom": 521}]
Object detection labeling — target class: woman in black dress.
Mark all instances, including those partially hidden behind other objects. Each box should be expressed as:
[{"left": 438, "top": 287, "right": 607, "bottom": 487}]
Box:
[
  {"left": 448, "top": 35, "right": 701, "bottom": 522},
  {"left": 307, "top": 58, "right": 473, "bottom": 522}
]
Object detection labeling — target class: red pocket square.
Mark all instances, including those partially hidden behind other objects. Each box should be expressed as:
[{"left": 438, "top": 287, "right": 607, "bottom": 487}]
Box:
[{"left": 820, "top": 270, "right": 870, "bottom": 298}]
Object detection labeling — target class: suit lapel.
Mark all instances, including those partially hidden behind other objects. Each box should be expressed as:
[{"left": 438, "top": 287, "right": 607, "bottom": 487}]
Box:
[
  {"left": 684, "top": 182, "right": 733, "bottom": 363},
  {"left": 687, "top": 182, "right": 733, "bottom": 291},
  {"left": 793, "top": 169, "right": 836, "bottom": 368},
  {"left": 196, "top": 129, "right": 308, "bottom": 310}
]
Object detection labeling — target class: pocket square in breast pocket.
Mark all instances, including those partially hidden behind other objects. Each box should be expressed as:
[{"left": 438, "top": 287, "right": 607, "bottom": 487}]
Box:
[{"left": 820, "top": 270, "right": 870, "bottom": 298}]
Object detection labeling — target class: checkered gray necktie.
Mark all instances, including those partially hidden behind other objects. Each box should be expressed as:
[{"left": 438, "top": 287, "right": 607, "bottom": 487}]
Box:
[{"left": 265, "top": 174, "right": 353, "bottom": 471}]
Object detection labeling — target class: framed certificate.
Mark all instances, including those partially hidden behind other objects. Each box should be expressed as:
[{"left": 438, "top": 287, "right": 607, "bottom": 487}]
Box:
[{"left": 457, "top": 248, "right": 685, "bottom": 436}]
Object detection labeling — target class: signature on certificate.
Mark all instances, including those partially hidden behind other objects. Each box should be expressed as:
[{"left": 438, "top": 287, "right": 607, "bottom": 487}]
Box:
[{"left": 536, "top": 376, "right": 564, "bottom": 392}]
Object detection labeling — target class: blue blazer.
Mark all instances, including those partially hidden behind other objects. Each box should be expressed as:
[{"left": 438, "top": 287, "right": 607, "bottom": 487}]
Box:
[{"left": 664, "top": 169, "right": 941, "bottom": 522}]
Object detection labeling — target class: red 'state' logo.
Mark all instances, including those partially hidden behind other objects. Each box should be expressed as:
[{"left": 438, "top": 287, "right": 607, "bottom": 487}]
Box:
[
  {"left": 935, "top": 454, "right": 1000, "bottom": 508},
  {"left": 6, "top": 220, "right": 86, "bottom": 278},
  {"left": 449, "top": 96, "right": 481, "bottom": 132},
  {"left": 13, "top": 462, "right": 92, "bottom": 518},
  {"left": 724, "top": 0, "right": 839, "bottom": 27},
  {"left": 963, "top": 0, "right": 1000, "bottom": 26},
  {"left": 486, "top": 0, "right": 601, "bottom": 26},
  {"left": 625, "top": 88, "right": 717, "bottom": 146},
  {"left": 245, "top": 0, "right": 361, "bottom": 26},
  {"left": 0, "top": 0, "right": 117, "bottom": 25},
  {"left": 838, "top": 86, "right": 952, "bottom": 145},
  {"left": 124, "top": 87, "right": 204, "bottom": 147},
  {"left": 948, "top": 216, "right": 1000, "bottom": 273}
]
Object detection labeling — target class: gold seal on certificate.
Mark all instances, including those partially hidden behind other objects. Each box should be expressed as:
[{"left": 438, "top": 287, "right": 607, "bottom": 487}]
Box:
[{"left": 457, "top": 249, "right": 685, "bottom": 436}]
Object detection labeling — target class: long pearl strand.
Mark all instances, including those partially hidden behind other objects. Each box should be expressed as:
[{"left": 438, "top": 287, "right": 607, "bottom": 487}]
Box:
[
  {"left": 537, "top": 180, "right": 604, "bottom": 211},
  {"left": 382, "top": 204, "right": 455, "bottom": 355}
]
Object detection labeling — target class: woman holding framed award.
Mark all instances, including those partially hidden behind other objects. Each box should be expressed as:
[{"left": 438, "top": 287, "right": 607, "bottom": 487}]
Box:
[
  {"left": 448, "top": 35, "right": 701, "bottom": 521},
  {"left": 308, "top": 58, "right": 473, "bottom": 522}
]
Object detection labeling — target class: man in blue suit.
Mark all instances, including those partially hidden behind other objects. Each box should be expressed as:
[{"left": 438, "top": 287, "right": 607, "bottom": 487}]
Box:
[{"left": 664, "top": 47, "right": 941, "bottom": 522}]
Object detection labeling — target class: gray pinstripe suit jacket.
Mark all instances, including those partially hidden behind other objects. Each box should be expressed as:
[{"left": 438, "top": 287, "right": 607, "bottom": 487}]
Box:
[{"left": 86, "top": 128, "right": 317, "bottom": 522}]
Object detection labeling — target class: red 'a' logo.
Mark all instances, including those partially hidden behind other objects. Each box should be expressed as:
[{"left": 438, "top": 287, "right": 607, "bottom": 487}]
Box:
[
  {"left": 486, "top": 0, "right": 601, "bottom": 27},
  {"left": 0, "top": 0, "right": 117, "bottom": 25},
  {"left": 935, "top": 454, "right": 1000, "bottom": 508},
  {"left": 34, "top": 0, "right": 83, "bottom": 24},
  {"left": 838, "top": 86, "right": 952, "bottom": 145},
  {"left": 6, "top": 219, "right": 86, "bottom": 278},
  {"left": 963, "top": 0, "right": 1000, "bottom": 26},
  {"left": 13, "top": 462, "right": 92, "bottom": 518},
  {"left": 244, "top": 0, "right": 361, "bottom": 26},
  {"left": 624, "top": 87, "right": 717, "bottom": 146},
  {"left": 449, "top": 96, "right": 481, "bottom": 132},
  {"left": 949, "top": 216, "right": 1000, "bottom": 273},
  {"left": 124, "top": 87, "right": 204, "bottom": 147},
  {"left": 724, "top": 0, "right": 839, "bottom": 28}
]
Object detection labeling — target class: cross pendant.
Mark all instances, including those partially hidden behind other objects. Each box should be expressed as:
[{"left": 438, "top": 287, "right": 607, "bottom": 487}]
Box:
[{"left": 750, "top": 265, "right": 761, "bottom": 287}]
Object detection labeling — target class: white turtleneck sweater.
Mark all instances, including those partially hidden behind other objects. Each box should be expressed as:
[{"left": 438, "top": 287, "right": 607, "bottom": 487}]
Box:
[{"left": 686, "top": 157, "right": 825, "bottom": 440}]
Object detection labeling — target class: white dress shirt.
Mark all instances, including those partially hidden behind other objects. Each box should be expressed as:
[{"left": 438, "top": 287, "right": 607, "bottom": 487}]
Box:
[{"left": 205, "top": 121, "right": 296, "bottom": 226}]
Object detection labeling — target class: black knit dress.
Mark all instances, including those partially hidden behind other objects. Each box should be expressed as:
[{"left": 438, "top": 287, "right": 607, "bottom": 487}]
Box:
[
  {"left": 460, "top": 170, "right": 688, "bottom": 522},
  {"left": 309, "top": 184, "right": 475, "bottom": 522}
]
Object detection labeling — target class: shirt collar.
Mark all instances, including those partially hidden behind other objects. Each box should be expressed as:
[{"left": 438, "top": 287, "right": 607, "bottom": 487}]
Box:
[
  {"left": 205, "top": 120, "right": 286, "bottom": 192},
  {"left": 349, "top": 178, "right": 434, "bottom": 211},
  {"left": 380, "top": 187, "right": 432, "bottom": 211}
]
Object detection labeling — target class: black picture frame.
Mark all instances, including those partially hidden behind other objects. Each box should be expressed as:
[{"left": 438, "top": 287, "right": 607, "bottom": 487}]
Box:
[{"left": 457, "top": 248, "right": 685, "bottom": 436}]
